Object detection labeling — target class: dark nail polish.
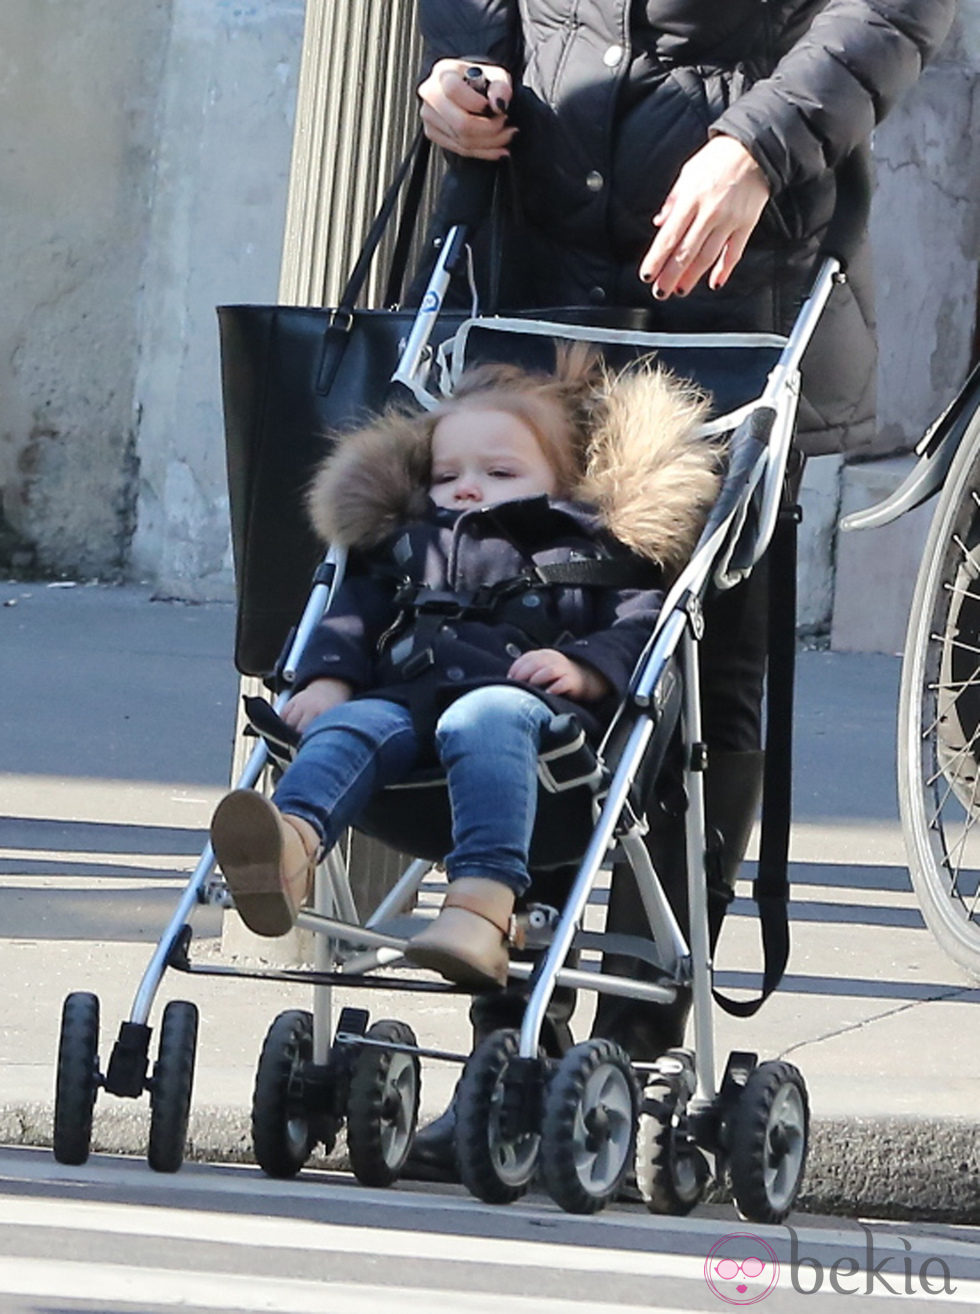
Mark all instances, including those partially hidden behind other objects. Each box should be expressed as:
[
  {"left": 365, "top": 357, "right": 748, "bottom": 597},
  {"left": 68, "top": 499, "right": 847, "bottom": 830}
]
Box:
[
  {"left": 676, "top": 288, "right": 689, "bottom": 298},
  {"left": 653, "top": 287, "right": 667, "bottom": 301},
  {"left": 495, "top": 97, "right": 509, "bottom": 113}
]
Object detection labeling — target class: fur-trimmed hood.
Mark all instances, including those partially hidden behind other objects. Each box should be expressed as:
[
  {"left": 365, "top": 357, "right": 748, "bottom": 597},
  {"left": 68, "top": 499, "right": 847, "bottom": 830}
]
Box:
[{"left": 307, "top": 366, "right": 721, "bottom": 577}]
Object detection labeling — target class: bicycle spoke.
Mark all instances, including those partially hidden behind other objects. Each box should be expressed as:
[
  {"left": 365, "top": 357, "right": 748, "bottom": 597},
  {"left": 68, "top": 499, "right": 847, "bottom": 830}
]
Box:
[
  {"left": 935, "top": 633, "right": 980, "bottom": 660},
  {"left": 926, "top": 715, "right": 980, "bottom": 787},
  {"left": 899, "top": 411, "right": 980, "bottom": 976},
  {"left": 952, "top": 534, "right": 980, "bottom": 578},
  {"left": 942, "top": 579, "right": 980, "bottom": 604}
]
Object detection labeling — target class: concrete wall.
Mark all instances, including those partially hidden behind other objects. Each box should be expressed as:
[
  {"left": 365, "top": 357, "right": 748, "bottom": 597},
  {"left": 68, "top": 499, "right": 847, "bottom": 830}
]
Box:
[
  {"left": 0, "top": 0, "right": 303, "bottom": 590},
  {"left": 830, "top": 14, "right": 980, "bottom": 652},
  {"left": 129, "top": 0, "right": 305, "bottom": 600},
  {"left": 0, "top": 0, "right": 173, "bottom": 576}
]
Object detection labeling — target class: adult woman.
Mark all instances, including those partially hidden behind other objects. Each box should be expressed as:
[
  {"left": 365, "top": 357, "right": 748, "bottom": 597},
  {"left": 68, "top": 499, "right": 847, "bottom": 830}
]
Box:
[
  {"left": 416, "top": 1, "right": 955, "bottom": 454},
  {"left": 405, "top": 0, "right": 956, "bottom": 1179}
]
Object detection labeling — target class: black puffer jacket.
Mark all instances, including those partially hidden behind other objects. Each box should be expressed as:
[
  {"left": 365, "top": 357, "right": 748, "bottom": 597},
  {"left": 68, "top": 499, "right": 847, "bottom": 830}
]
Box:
[{"left": 418, "top": 1, "right": 955, "bottom": 455}]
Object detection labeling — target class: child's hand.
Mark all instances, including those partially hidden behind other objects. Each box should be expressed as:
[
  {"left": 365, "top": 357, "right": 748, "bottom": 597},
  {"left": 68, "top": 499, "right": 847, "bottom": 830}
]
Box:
[
  {"left": 282, "top": 678, "right": 354, "bottom": 732},
  {"left": 507, "top": 649, "right": 611, "bottom": 702}
]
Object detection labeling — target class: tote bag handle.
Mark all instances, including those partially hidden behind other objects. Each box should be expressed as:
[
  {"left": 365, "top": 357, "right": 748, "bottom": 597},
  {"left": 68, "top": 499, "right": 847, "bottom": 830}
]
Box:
[
  {"left": 339, "top": 132, "right": 506, "bottom": 313},
  {"left": 317, "top": 134, "right": 505, "bottom": 394},
  {"left": 335, "top": 129, "right": 434, "bottom": 317}
]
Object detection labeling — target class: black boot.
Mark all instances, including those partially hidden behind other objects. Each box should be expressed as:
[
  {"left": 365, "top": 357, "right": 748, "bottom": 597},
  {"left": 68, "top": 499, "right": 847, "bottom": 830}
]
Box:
[
  {"left": 592, "top": 748, "right": 765, "bottom": 1061},
  {"left": 400, "top": 1095, "right": 460, "bottom": 1182},
  {"left": 705, "top": 748, "right": 765, "bottom": 946}
]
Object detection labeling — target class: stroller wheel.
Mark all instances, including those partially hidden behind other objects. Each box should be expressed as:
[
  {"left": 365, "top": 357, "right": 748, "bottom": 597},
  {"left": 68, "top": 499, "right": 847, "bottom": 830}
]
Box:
[
  {"left": 148, "top": 1000, "right": 199, "bottom": 1173},
  {"left": 729, "top": 1060, "right": 809, "bottom": 1224},
  {"left": 252, "top": 1009, "right": 331, "bottom": 1177},
  {"left": 53, "top": 992, "right": 101, "bottom": 1166},
  {"left": 636, "top": 1060, "right": 709, "bottom": 1215},
  {"left": 346, "top": 1020, "right": 421, "bottom": 1187},
  {"left": 455, "top": 1029, "right": 540, "bottom": 1204},
  {"left": 540, "top": 1038, "right": 637, "bottom": 1215}
]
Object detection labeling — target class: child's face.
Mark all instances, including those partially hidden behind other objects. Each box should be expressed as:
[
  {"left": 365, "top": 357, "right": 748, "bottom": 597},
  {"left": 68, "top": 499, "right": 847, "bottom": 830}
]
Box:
[{"left": 429, "top": 407, "right": 558, "bottom": 510}]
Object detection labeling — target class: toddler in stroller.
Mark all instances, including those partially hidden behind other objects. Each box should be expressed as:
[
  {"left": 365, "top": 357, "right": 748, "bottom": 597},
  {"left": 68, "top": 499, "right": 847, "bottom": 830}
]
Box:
[{"left": 210, "top": 344, "right": 719, "bottom": 992}]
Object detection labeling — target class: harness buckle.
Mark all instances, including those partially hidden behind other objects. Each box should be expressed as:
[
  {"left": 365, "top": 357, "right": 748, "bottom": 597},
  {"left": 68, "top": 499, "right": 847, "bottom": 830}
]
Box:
[
  {"left": 410, "top": 589, "right": 470, "bottom": 619},
  {"left": 400, "top": 647, "right": 436, "bottom": 679}
]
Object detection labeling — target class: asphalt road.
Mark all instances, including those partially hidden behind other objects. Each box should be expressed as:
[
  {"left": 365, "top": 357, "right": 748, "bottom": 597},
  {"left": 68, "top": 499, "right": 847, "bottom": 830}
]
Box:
[{"left": 1, "top": 1148, "right": 978, "bottom": 1313}]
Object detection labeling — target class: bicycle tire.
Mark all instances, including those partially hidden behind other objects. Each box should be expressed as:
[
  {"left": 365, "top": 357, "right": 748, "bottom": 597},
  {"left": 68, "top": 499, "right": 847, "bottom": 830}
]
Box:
[{"left": 899, "top": 401, "right": 980, "bottom": 977}]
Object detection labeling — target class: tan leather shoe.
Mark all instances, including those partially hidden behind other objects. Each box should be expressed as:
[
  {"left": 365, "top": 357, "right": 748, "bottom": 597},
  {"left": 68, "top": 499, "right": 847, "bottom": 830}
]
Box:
[
  {"left": 405, "top": 877, "right": 514, "bottom": 988},
  {"left": 210, "top": 790, "right": 319, "bottom": 937}
]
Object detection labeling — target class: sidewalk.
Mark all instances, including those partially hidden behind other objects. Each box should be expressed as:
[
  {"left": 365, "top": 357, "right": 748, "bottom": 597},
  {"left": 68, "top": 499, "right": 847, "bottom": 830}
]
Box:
[{"left": 1, "top": 581, "right": 978, "bottom": 1222}]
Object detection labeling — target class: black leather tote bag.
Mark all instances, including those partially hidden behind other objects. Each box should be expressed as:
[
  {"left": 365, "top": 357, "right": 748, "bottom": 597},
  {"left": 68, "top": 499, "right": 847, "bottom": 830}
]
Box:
[{"left": 218, "top": 136, "right": 473, "bottom": 679}]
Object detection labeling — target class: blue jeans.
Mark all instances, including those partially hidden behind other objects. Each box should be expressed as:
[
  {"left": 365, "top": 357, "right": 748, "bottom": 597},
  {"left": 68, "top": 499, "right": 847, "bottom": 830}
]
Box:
[{"left": 272, "top": 686, "right": 558, "bottom": 896}]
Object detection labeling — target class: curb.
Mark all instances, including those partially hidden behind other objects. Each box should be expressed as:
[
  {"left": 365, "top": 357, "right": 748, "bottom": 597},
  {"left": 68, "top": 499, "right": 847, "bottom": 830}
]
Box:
[
  {"left": 7, "top": 1103, "right": 980, "bottom": 1224},
  {"left": 801, "top": 1118, "right": 980, "bottom": 1225}
]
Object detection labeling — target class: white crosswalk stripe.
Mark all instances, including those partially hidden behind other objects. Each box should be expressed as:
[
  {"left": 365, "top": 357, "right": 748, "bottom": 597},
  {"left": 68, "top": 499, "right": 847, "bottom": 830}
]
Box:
[
  {"left": 0, "top": 1258, "right": 669, "bottom": 1314},
  {"left": 1, "top": 1152, "right": 979, "bottom": 1312}
]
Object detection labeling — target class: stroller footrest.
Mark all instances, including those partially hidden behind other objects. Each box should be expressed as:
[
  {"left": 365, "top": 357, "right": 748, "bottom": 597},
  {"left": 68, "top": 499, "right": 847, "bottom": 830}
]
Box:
[{"left": 575, "top": 929, "right": 676, "bottom": 974}]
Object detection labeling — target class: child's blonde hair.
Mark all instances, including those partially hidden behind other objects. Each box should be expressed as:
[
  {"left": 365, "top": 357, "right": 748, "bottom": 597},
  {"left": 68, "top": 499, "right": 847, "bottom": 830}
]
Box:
[
  {"left": 432, "top": 343, "right": 602, "bottom": 495},
  {"left": 308, "top": 342, "right": 716, "bottom": 564}
]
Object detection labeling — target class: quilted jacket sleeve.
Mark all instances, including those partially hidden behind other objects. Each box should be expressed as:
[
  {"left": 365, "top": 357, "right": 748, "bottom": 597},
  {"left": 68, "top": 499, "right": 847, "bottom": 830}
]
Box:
[
  {"left": 290, "top": 567, "right": 398, "bottom": 695},
  {"left": 417, "top": 0, "right": 522, "bottom": 77},
  {"left": 714, "top": 0, "right": 956, "bottom": 192}
]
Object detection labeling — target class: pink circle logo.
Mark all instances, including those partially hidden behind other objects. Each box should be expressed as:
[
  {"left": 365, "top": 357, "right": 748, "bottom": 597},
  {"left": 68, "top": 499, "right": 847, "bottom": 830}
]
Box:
[{"left": 704, "top": 1233, "right": 780, "bottom": 1304}]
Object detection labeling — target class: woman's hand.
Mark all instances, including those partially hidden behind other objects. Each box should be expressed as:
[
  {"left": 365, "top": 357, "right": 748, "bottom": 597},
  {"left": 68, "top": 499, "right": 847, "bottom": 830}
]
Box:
[
  {"left": 281, "top": 677, "right": 354, "bottom": 733},
  {"left": 639, "top": 135, "right": 770, "bottom": 299},
  {"left": 418, "top": 58, "right": 516, "bottom": 160},
  {"left": 508, "top": 649, "right": 611, "bottom": 702}
]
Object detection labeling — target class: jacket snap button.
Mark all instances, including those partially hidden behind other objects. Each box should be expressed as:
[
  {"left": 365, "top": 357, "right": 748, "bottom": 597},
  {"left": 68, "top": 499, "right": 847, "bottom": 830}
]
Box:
[
  {"left": 603, "top": 44, "right": 624, "bottom": 68},
  {"left": 588, "top": 286, "right": 607, "bottom": 304},
  {"left": 505, "top": 643, "right": 522, "bottom": 658},
  {"left": 586, "top": 170, "right": 604, "bottom": 192},
  {"left": 522, "top": 594, "right": 542, "bottom": 608},
  {"left": 446, "top": 666, "right": 465, "bottom": 681}
]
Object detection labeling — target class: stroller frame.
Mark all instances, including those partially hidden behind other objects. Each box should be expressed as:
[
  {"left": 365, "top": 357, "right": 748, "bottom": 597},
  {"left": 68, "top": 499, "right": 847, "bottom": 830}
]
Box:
[{"left": 53, "top": 225, "right": 843, "bottom": 1220}]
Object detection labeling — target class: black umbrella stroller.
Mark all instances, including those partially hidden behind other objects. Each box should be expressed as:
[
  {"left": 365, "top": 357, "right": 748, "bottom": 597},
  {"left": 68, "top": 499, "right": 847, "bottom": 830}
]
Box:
[{"left": 52, "top": 159, "right": 862, "bottom": 1224}]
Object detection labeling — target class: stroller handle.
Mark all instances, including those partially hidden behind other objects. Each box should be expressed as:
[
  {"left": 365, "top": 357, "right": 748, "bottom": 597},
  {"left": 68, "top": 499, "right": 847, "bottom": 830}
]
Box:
[
  {"left": 437, "top": 157, "right": 500, "bottom": 232},
  {"left": 390, "top": 224, "right": 473, "bottom": 406},
  {"left": 819, "top": 148, "right": 872, "bottom": 272}
]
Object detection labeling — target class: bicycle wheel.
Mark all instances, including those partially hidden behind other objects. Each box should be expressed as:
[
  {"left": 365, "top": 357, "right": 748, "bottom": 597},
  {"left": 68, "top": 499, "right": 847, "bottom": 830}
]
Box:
[{"left": 899, "top": 403, "right": 980, "bottom": 976}]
